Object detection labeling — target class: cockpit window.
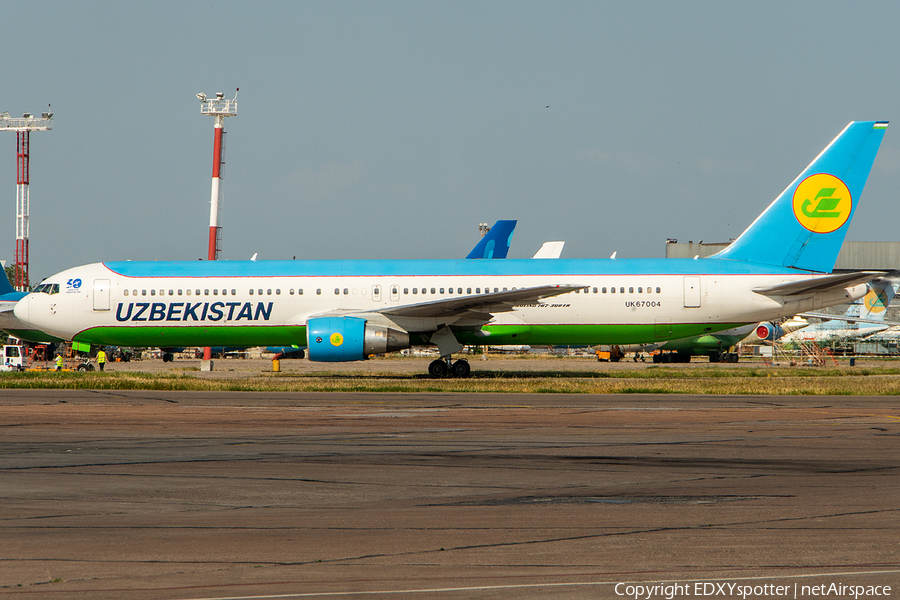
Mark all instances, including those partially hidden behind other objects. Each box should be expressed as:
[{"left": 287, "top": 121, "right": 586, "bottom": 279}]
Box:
[{"left": 34, "top": 283, "right": 60, "bottom": 295}]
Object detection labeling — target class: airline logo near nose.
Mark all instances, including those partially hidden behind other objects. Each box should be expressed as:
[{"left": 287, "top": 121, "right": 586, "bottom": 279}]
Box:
[{"left": 792, "top": 173, "right": 852, "bottom": 234}]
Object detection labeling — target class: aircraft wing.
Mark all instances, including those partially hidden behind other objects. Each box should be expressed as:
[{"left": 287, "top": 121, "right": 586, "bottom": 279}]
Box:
[
  {"left": 752, "top": 272, "right": 885, "bottom": 297},
  {"left": 796, "top": 312, "right": 900, "bottom": 327},
  {"left": 378, "top": 284, "right": 581, "bottom": 320}
]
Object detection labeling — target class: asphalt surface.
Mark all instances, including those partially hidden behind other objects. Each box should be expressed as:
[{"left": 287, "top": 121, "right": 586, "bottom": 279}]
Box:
[{"left": 1, "top": 390, "right": 898, "bottom": 599}]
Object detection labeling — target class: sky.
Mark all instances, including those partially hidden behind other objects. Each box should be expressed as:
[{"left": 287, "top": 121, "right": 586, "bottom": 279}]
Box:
[{"left": 3, "top": 1, "right": 900, "bottom": 283}]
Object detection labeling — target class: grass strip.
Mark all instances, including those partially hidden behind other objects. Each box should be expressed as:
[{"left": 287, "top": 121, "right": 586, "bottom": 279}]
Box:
[{"left": 3, "top": 367, "right": 900, "bottom": 394}]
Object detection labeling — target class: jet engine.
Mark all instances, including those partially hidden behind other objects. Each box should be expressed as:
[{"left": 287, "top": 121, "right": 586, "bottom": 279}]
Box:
[
  {"left": 306, "top": 316, "right": 410, "bottom": 362},
  {"left": 752, "top": 322, "right": 782, "bottom": 342}
]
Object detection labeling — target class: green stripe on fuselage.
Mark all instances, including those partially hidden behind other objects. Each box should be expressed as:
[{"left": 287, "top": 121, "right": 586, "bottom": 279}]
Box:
[
  {"left": 75, "top": 325, "right": 307, "bottom": 348},
  {"left": 75, "top": 322, "right": 749, "bottom": 350}
]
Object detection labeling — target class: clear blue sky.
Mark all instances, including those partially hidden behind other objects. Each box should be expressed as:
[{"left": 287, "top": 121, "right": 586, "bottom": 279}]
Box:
[{"left": 3, "top": 1, "right": 900, "bottom": 282}]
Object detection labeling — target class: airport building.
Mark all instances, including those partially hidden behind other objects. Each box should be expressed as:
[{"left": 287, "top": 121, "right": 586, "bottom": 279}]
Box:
[{"left": 665, "top": 240, "right": 900, "bottom": 271}]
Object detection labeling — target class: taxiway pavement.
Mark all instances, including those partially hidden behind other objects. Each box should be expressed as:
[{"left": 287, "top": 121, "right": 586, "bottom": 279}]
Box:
[{"left": 1, "top": 391, "right": 897, "bottom": 599}]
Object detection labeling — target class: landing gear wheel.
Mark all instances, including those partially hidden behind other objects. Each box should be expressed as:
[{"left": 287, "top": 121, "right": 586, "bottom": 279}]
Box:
[
  {"left": 77, "top": 364, "right": 89, "bottom": 372},
  {"left": 451, "top": 359, "right": 471, "bottom": 378},
  {"left": 162, "top": 353, "right": 174, "bottom": 363},
  {"left": 428, "top": 359, "right": 448, "bottom": 377}
]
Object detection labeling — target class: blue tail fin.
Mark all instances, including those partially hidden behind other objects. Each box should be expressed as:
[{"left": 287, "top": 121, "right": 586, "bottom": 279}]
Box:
[
  {"left": 466, "top": 220, "right": 517, "bottom": 259},
  {"left": 711, "top": 121, "right": 888, "bottom": 273},
  {"left": 0, "top": 267, "right": 15, "bottom": 295}
]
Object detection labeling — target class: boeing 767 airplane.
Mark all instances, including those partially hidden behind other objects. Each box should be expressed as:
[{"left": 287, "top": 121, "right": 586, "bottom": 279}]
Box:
[{"left": 14, "top": 121, "right": 888, "bottom": 376}]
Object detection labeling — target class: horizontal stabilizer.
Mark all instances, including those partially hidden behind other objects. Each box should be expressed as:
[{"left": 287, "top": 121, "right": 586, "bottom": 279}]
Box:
[{"left": 752, "top": 271, "right": 884, "bottom": 297}]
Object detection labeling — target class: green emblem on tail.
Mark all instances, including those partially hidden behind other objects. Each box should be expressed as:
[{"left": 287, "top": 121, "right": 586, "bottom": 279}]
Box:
[{"left": 801, "top": 188, "right": 842, "bottom": 218}]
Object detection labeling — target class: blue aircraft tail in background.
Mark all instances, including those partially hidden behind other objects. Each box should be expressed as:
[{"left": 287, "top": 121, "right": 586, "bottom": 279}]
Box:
[
  {"left": 0, "top": 268, "right": 17, "bottom": 296},
  {"left": 712, "top": 121, "right": 888, "bottom": 273},
  {"left": 466, "top": 220, "right": 516, "bottom": 259}
]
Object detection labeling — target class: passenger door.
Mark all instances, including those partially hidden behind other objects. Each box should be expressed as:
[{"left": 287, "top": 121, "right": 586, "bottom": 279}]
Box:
[{"left": 93, "top": 279, "right": 110, "bottom": 311}]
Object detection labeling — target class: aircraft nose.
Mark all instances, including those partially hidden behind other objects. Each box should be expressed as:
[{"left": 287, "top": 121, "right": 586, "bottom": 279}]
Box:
[{"left": 13, "top": 294, "right": 29, "bottom": 322}]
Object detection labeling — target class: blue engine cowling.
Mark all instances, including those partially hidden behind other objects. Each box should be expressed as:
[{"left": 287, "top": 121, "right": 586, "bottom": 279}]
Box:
[{"left": 306, "top": 316, "right": 410, "bottom": 362}]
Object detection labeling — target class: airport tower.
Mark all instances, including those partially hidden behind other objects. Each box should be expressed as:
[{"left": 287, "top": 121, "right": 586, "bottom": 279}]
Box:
[
  {"left": 197, "top": 90, "right": 238, "bottom": 261},
  {"left": 0, "top": 110, "right": 53, "bottom": 291}
]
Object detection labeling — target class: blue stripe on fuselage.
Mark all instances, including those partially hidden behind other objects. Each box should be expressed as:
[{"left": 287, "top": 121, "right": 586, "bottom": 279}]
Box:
[{"left": 102, "top": 258, "right": 808, "bottom": 279}]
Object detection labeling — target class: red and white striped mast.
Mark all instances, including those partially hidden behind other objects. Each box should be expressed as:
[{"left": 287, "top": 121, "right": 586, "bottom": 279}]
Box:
[
  {"left": 0, "top": 110, "right": 52, "bottom": 291},
  {"left": 197, "top": 89, "right": 238, "bottom": 261},
  {"left": 197, "top": 90, "right": 237, "bottom": 363}
]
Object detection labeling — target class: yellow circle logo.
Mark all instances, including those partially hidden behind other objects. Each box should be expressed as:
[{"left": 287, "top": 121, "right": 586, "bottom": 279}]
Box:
[
  {"left": 330, "top": 332, "right": 343, "bottom": 346},
  {"left": 864, "top": 289, "right": 888, "bottom": 314},
  {"left": 792, "top": 173, "right": 852, "bottom": 234}
]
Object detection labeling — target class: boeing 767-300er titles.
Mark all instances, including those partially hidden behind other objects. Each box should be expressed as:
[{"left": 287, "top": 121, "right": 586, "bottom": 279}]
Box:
[{"left": 14, "top": 121, "right": 889, "bottom": 377}]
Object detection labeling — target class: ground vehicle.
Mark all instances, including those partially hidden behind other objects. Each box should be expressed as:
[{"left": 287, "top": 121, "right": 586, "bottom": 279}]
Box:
[{"left": 0, "top": 344, "right": 27, "bottom": 371}]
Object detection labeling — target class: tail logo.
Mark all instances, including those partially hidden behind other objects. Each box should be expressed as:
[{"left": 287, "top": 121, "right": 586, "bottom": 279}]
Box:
[
  {"left": 793, "top": 173, "right": 852, "bottom": 234},
  {"left": 864, "top": 289, "right": 888, "bottom": 314}
]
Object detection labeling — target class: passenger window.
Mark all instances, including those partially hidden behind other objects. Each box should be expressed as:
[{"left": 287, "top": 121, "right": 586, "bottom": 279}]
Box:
[
  {"left": 593, "top": 287, "right": 598, "bottom": 293},
  {"left": 232, "top": 289, "right": 237, "bottom": 295},
  {"left": 440, "top": 288, "right": 444, "bottom": 294},
  {"left": 249, "top": 289, "right": 254, "bottom": 295},
  {"left": 186, "top": 289, "right": 191, "bottom": 296},
  {"left": 123, "top": 290, "right": 129, "bottom": 296},
  {"left": 467, "top": 288, "right": 472, "bottom": 294},
  {"left": 629, "top": 287, "right": 634, "bottom": 293},
  {"left": 196, "top": 289, "right": 201, "bottom": 295},
  {"left": 404, "top": 288, "right": 409, "bottom": 294},
  {"left": 142, "top": 290, "right": 147, "bottom": 296},
  {"left": 610, "top": 287, "right": 615, "bottom": 294},
  {"left": 458, "top": 288, "right": 463, "bottom": 294},
  {"left": 289, "top": 289, "right": 294, "bottom": 295},
  {"left": 151, "top": 290, "right": 156, "bottom": 296},
  {"left": 334, "top": 288, "right": 340, "bottom": 295},
  {"left": 299, "top": 289, "right": 303, "bottom": 295},
  {"left": 204, "top": 289, "right": 209, "bottom": 296},
  {"left": 316, "top": 289, "right": 321, "bottom": 295},
  {"left": 213, "top": 289, "right": 218, "bottom": 296},
  {"left": 413, "top": 288, "right": 418, "bottom": 294},
  {"left": 431, "top": 288, "right": 436, "bottom": 294},
  {"left": 620, "top": 287, "right": 625, "bottom": 294},
  {"left": 342, "top": 289, "right": 348, "bottom": 295},
  {"left": 476, "top": 288, "right": 481, "bottom": 294},
  {"left": 656, "top": 287, "right": 661, "bottom": 293},
  {"left": 602, "top": 287, "right": 607, "bottom": 293},
  {"left": 638, "top": 287, "right": 642, "bottom": 293}
]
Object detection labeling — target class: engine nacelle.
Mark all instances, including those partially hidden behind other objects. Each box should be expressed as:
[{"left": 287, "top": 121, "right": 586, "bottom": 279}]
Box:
[
  {"left": 753, "top": 322, "right": 782, "bottom": 341},
  {"left": 306, "top": 316, "right": 410, "bottom": 362}
]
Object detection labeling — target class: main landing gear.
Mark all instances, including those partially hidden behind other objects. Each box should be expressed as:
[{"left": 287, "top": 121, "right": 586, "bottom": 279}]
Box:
[{"left": 428, "top": 357, "right": 471, "bottom": 378}]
